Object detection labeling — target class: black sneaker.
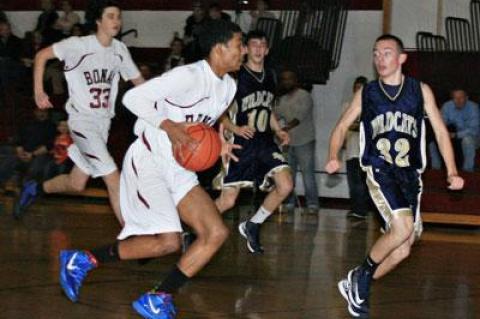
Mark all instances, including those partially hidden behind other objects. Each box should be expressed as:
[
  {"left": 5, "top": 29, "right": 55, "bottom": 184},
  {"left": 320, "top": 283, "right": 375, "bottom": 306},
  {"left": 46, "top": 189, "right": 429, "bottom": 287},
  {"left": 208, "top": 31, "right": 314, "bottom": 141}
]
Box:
[{"left": 238, "top": 221, "right": 264, "bottom": 254}]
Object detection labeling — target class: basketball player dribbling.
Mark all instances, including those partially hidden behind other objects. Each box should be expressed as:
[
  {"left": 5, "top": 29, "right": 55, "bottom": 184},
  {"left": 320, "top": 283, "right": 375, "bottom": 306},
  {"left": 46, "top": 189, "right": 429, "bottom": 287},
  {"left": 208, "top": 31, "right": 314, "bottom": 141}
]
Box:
[
  {"left": 14, "top": 0, "right": 144, "bottom": 223},
  {"left": 57, "top": 19, "right": 245, "bottom": 319},
  {"left": 215, "top": 30, "right": 293, "bottom": 254},
  {"left": 326, "top": 34, "right": 464, "bottom": 318}
]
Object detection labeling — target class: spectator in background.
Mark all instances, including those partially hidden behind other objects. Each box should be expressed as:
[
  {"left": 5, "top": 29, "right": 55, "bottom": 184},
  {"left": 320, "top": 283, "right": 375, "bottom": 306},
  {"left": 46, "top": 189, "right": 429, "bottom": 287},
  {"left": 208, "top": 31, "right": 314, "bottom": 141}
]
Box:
[
  {"left": 57, "top": 0, "right": 81, "bottom": 36},
  {"left": 237, "top": 0, "right": 276, "bottom": 34},
  {"left": 208, "top": 2, "right": 231, "bottom": 21},
  {"left": 21, "top": 31, "right": 43, "bottom": 70},
  {"left": 184, "top": 1, "right": 208, "bottom": 63},
  {"left": 164, "top": 36, "right": 185, "bottom": 72},
  {"left": 0, "top": 109, "right": 56, "bottom": 189},
  {"left": 35, "top": 0, "right": 59, "bottom": 33},
  {"left": 70, "top": 23, "right": 85, "bottom": 36},
  {"left": 138, "top": 63, "right": 153, "bottom": 80},
  {"left": 0, "top": 10, "right": 7, "bottom": 23},
  {"left": 184, "top": 1, "right": 207, "bottom": 43},
  {"left": 0, "top": 20, "right": 24, "bottom": 87},
  {"left": 344, "top": 76, "right": 371, "bottom": 219},
  {"left": 275, "top": 69, "right": 319, "bottom": 213},
  {"left": 44, "top": 117, "right": 73, "bottom": 180},
  {"left": 430, "top": 88, "right": 479, "bottom": 172}
]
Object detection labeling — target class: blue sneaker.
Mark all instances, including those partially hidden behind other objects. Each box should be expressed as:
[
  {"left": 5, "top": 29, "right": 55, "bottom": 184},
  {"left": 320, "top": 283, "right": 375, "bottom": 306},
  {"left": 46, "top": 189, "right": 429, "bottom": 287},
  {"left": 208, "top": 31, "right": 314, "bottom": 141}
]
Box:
[
  {"left": 13, "top": 180, "right": 39, "bottom": 219},
  {"left": 59, "top": 250, "right": 97, "bottom": 302},
  {"left": 342, "top": 268, "right": 370, "bottom": 318},
  {"left": 238, "top": 221, "right": 264, "bottom": 254},
  {"left": 132, "top": 292, "right": 176, "bottom": 319}
]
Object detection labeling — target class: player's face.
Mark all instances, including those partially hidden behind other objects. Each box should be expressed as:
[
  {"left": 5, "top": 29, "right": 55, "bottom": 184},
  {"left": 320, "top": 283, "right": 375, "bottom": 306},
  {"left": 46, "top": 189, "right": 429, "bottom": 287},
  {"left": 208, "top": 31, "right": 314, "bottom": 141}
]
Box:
[
  {"left": 96, "top": 6, "right": 122, "bottom": 38},
  {"left": 373, "top": 39, "right": 406, "bottom": 78},
  {"left": 220, "top": 32, "right": 246, "bottom": 72},
  {"left": 247, "top": 38, "right": 269, "bottom": 65}
]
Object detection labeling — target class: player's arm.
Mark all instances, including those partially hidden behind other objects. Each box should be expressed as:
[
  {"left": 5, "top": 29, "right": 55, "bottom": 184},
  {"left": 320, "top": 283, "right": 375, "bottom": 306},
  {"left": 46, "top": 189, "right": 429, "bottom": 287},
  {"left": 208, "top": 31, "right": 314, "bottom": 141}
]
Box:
[
  {"left": 422, "top": 83, "right": 464, "bottom": 190},
  {"left": 130, "top": 76, "right": 145, "bottom": 86},
  {"left": 325, "top": 89, "right": 362, "bottom": 174},
  {"left": 33, "top": 46, "right": 56, "bottom": 109},
  {"left": 270, "top": 113, "right": 289, "bottom": 146},
  {"left": 122, "top": 73, "right": 197, "bottom": 149}
]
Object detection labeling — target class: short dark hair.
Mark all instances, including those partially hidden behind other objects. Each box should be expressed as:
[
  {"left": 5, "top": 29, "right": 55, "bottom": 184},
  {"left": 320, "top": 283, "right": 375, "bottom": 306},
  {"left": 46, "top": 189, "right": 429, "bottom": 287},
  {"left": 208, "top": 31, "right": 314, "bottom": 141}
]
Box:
[
  {"left": 246, "top": 30, "right": 269, "bottom": 45},
  {"left": 90, "top": 0, "right": 120, "bottom": 22},
  {"left": 354, "top": 76, "right": 368, "bottom": 86},
  {"left": 198, "top": 19, "right": 241, "bottom": 57},
  {"left": 375, "top": 34, "right": 405, "bottom": 53}
]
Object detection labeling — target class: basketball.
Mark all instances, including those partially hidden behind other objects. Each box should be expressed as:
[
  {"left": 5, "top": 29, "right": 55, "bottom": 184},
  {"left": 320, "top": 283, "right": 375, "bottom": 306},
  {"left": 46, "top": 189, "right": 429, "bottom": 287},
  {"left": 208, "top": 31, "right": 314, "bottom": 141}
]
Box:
[{"left": 173, "top": 124, "right": 222, "bottom": 172}]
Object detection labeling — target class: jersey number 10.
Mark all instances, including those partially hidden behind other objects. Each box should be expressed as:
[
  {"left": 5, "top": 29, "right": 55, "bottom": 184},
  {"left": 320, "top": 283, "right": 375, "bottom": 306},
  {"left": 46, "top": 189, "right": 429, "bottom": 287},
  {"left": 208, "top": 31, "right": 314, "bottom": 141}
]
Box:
[{"left": 247, "top": 109, "right": 269, "bottom": 132}]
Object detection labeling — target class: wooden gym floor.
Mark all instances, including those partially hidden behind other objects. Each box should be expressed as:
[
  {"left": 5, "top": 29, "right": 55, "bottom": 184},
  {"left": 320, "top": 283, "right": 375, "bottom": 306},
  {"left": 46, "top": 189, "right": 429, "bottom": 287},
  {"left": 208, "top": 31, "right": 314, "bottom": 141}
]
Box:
[{"left": 0, "top": 196, "right": 478, "bottom": 319}]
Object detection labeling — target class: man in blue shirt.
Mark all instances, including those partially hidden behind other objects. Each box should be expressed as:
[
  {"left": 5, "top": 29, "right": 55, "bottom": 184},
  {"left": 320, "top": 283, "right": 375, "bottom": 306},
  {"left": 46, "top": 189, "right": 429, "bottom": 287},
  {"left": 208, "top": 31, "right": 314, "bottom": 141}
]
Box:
[{"left": 430, "top": 89, "right": 479, "bottom": 172}]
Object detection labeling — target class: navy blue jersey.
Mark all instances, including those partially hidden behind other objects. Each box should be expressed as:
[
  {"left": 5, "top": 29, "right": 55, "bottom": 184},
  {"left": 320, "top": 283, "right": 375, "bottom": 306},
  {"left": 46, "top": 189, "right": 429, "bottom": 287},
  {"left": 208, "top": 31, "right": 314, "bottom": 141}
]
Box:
[
  {"left": 360, "top": 76, "right": 426, "bottom": 171},
  {"left": 232, "top": 65, "right": 276, "bottom": 138}
]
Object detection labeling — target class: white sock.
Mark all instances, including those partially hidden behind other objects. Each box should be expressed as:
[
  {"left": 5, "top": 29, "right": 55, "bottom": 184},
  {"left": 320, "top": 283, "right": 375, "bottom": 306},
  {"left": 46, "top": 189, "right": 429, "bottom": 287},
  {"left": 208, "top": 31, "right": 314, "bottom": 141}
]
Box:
[{"left": 249, "top": 206, "right": 272, "bottom": 224}]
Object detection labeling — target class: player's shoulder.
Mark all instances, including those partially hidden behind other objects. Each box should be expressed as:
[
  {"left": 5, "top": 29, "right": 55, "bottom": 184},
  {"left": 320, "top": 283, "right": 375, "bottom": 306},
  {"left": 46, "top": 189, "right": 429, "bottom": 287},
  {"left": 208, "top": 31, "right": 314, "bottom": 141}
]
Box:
[{"left": 111, "top": 38, "right": 129, "bottom": 50}]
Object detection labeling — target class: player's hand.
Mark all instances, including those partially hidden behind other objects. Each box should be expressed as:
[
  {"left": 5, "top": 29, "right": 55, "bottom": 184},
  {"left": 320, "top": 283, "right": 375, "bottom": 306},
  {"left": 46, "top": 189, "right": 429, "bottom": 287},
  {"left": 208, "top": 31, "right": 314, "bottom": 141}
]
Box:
[
  {"left": 447, "top": 174, "right": 464, "bottom": 190},
  {"left": 35, "top": 91, "right": 53, "bottom": 109},
  {"left": 162, "top": 120, "right": 198, "bottom": 151},
  {"left": 221, "top": 142, "right": 242, "bottom": 165},
  {"left": 275, "top": 130, "right": 290, "bottom": 146},
  {"left": 325, "top": 159, "right": 341, "bottom": 174},
  {"left": 234, "top": 125, "right": 255, "bottom": 139}
]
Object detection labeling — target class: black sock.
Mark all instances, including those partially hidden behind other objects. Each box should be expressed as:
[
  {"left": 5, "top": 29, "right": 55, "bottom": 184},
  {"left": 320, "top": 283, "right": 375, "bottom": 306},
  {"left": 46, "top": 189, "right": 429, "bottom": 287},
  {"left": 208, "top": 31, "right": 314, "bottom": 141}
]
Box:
[
  {"left": 360, "top": 255, "right": 379, "bottom": 278},
  {"left": 90, "top": 242, "right": 120, "bottom": 264},
  {"left": 154, "top": 265, "right": 190, "bottom": 294},
  {"left": 36, "top": 182, "right": 45, "bottom": 196}
]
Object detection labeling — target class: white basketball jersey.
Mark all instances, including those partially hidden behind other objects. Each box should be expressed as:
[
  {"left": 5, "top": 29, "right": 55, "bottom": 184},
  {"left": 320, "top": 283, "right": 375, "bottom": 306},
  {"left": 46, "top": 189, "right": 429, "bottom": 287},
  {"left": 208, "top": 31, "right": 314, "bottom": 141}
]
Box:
[
  {"left": 123, "top": 60, "right": 237, "bottom": 162},
  {"left": 53, "top": 35, "right": 140, "bottom": 119}
]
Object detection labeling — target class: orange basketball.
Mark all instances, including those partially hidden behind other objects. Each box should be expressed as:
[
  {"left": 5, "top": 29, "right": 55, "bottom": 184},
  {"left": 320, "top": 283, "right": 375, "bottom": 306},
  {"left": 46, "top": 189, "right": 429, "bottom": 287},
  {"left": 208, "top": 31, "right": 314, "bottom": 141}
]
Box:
[{"left": 173, "top": 124, "right": 222, "bottom": 172}]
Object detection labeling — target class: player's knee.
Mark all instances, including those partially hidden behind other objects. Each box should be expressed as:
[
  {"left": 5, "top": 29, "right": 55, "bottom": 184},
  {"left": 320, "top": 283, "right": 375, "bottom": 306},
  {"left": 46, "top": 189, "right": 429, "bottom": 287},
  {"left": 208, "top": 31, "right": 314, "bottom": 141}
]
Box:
[
  {"left": 392, "top": 242, "right": 412, "bottom": 262},
  {"left": 69, "top": 177, "right": 87, "bottom": 192},
  {"left": 222, "top": 195, "right": 237, "bottom": 211},
  {"left": 208, "top": 224, "right": 229, "bottom": 246},
  {"left": 276, "top": 178, "right": 294, "bottom": 198},
  {"left": 391, "top": 219, "right": 414, "bottom": 243}
]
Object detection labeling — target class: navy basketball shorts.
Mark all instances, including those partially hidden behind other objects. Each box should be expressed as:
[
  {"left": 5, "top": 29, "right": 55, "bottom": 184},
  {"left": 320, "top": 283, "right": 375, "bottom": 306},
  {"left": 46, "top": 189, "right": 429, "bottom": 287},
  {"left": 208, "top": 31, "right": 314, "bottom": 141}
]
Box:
[
  {"left": 223, "top": 137, "right": 290, "bottom": 191},
  {"left": 364, "top": 166, "right": 422, "bottom": 226}
]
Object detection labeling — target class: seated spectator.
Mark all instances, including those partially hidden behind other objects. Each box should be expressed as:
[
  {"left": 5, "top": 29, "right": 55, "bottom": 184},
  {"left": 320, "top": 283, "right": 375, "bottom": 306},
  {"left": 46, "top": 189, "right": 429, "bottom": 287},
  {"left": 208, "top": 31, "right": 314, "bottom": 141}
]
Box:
[
  {"left": 430, "top": 88, "right": 479, "bottom": 172},
  {"left": 208, "top": 2, "right": 231, "bottom": 21},
  {"left": 0, "top": 20, "right": 24, "bottom": 87},
  {"left": 0, "top": 109, "right": 56, "bottom": 186},
  {"left": 275, "top": 69, "right": 319, "bottom": 213},
  {"left": 184, "top": 1, "right": 207, "bottom": 44},
  {"left": 70, "top": 23, "right": 85, "bottom": 37},
  {"left": 0, "top": 10, "right": 7, "bottom": 23},
  {"left": 44, "top": 118, "right": 73, "bottom": 180},
  {"left": 138, "top": 62, "right": 153, "bottom": 80},
  {"left": 164, "top": 36, "right": 185, "bottom": 72},
  {"left": 35, "top": 0, "right": 59, "bottom": 33},
  {"left": 237, "top": 0, "right": 276, "bottom": 34},
  {"left": 21, "top": 31, "right": 43, "bottom": 71},
  {"left": 57, "top": 0, "right": 81, "bottom": 36},
  {"left": 343, "top": 76, "right": 371, "bottom": 219}
]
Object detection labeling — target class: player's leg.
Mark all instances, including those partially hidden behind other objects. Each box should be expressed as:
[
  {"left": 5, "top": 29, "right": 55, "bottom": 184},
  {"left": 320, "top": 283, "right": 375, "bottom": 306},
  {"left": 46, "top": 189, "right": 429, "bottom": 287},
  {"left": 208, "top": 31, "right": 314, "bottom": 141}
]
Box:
[
  {"left": 13, "top": 165, "right": 89, "bottom": 219},
  {"left": 44, "top": 165, "right": 90, "bottom": 193},
  {"left": 102, "top": 170, "right": 124, "bottom": 225},
  {"left": 131, "top": 186, "right": 229, "bottom": 318},
  {"left": 177, "top": 186, "right": 229, "bottom": 276},
  {"left": 215, "top": 185, "right": 241, "bottom": 214}
]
